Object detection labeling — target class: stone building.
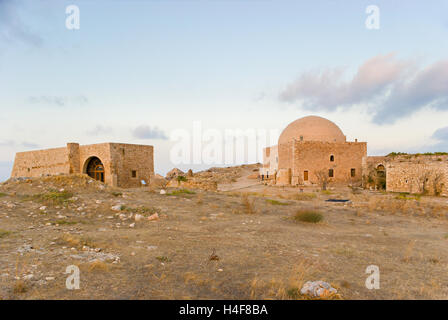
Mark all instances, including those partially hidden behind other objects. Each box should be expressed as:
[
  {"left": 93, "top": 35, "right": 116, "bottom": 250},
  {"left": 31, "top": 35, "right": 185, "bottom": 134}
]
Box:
[
  {"left": 260, "top": 116, "right": 367, "bottom": 186},
  {"left": 11, "top": 142, "right": 154, "bottom": 188}
]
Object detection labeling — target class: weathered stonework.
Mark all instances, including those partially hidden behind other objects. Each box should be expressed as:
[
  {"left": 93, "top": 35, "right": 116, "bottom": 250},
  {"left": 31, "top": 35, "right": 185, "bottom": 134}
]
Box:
[
  {"left": 11, "top": 142, "right": 154, "bottom": 188},
  {"left": 261, "top": 116, "right": 366, "bottom": 186},
  {"left": 385, "top": 155, "right": 448, "bottom": 196}
]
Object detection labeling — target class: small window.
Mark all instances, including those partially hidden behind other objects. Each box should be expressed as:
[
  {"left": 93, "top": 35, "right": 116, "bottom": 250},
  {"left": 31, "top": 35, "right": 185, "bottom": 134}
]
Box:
[
  {"left": 304, "top": 171, "right": 309, "bottom": 181},
  {"left": 300, "top": 136, "right": 303, "bottom": 141},
  {"left": 329, "top": 169, "right": 334, "bottom": 178},
  {"left": 131, "top": 170, "right": 137, "bottom": 178},
  {"left": 276, "top": 157, "right": 278, "bottom": 163},
  {"left": 351, "top": 168, "right": 356, "bottom": 177},
  {"left": 330, "top": 155, "right": 334, "bottom": 162}
]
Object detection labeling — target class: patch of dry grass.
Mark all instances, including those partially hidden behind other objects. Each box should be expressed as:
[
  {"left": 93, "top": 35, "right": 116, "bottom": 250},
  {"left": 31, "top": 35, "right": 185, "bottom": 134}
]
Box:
[
  {"left": 87, "top": 260, "right": 110, "bottom": 272},
  {"left": 0, "top": 229, "right": 11, "bottom": 238},
  {"left": 13, "top": 280, "right": 28, "bottom": 294},
  {"left": 241, "top": 194, "right": 257, "bottom": 214}
]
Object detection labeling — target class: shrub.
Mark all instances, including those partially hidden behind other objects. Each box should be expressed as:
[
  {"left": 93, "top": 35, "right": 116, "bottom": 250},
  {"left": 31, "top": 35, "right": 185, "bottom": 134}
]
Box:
[
  {"left": 0, "top": 192, "right": 7, "bottom": 197},
  {"left": 266, "top": 199, "right": 290, "bottom": 205},
  {"left": 177, "top": 175, "right": 187, "bottom": 182},
  {"left": 0, "top": 229, "right": 11, "bottom": 238},
  {"left": 34, "top": 190, "right": 74, "bottom": 205},
  {"left": 167, "top": 189, "right": 196, "bottom": 196},
  {"left": 293, "top": 210, "right": 323, "bottom": 223},
  {"left": 156, "top": 256, "right": 171, "bottom": 263}
]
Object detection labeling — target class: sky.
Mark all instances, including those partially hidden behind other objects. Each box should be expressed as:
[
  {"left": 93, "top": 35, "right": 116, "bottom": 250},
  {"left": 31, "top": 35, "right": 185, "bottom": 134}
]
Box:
[{"left": 1, "top": 0, "right": 448, "bottom": 181}]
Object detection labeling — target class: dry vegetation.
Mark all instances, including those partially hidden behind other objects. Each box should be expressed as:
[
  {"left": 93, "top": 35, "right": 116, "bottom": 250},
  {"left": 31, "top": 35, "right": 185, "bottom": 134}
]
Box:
[{"left": 0, "top": 171, "right": 447, "bottom": 300}]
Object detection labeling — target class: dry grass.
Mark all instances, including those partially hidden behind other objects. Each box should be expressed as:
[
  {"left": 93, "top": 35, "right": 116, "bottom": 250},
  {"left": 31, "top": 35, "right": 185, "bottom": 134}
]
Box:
[
  {"left": 13, "top": 280, "right": 28, "bottom": 294},
  {"left": 248, "top": 261, "right": 315, "bottom": 300},
  {"left": 281, "top": 192, "right": 317, "bottom": 201},
  {"left": 402, "top": 240, "right": 416, "bottom": 263},
  {"left": 196, "top": 193, "right": 204, "bottom": 205},
  {"left": 32, "top": 190, "right": 74, "bottom": 205},
  {"left": 265, "top": 199, "right": 290, "bottom": 206},
  {"left": 87, "top": 260, "right": 110, "bottom": 272},
  {"left": 241, "top": 194, "right": 257, "bottom": 214},
  {"left": 59, "top": 234, "right": 95, "bottom": 249},
  {"left": 0, "top": 229, "right": 11, "bottom": 238}
]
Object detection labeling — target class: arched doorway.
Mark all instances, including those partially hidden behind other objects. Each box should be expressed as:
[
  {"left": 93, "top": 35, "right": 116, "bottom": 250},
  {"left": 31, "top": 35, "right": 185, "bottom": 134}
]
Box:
[{"left": 85, "top": 157, "right": 105, "bottom": 182}]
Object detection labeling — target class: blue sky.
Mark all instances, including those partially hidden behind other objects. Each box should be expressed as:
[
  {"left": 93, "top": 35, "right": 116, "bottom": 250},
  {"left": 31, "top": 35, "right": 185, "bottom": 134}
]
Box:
[{"left": 1, "top": 0, "right": 448, "bottom": 180}]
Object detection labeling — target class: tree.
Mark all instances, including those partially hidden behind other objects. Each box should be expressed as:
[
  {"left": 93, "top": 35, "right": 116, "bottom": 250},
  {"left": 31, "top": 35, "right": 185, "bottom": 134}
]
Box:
[
  {"left": 432, "top": 170, "right": 444, "bottom": 196},
  {"left": 315, "top": 169, "right": 329, "bottom": 191}
]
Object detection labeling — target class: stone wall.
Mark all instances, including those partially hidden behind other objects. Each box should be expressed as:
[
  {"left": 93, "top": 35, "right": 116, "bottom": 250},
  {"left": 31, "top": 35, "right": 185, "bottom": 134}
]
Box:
[
  {"left": 11, "top": 142, "right": 154, "bottom": 188},
  {"left": 291, "top": 140, "right": 367, "bottom": 186},
  {"left": 11, "top": 146, "right": 70, "bottom": 178},
  {"left": 386, "top": 155, "right": 448, "bottom": 196},
  {"left": 109, "top": 143, "right": 154, "bottom": 188}
]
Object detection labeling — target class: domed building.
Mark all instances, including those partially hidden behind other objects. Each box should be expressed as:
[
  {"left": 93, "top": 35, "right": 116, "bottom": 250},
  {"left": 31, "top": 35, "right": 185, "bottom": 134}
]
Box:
[{"left": 261, "top": 116, "right": 367, "bottom": 186}]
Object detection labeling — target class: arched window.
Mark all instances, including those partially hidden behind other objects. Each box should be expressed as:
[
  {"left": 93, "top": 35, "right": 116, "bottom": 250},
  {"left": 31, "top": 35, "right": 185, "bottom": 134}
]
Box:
[{"left": 330, "top": 155, "right": 334, "bottom": 162}]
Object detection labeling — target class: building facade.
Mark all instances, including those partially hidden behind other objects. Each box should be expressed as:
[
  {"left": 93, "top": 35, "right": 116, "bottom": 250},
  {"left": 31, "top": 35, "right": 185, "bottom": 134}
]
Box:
[
  {"left": 260, "top": 116, "right": 367, "bottom": 186},
  {"left": 11, "top": 142, "right": 154, "bottom": 188}
]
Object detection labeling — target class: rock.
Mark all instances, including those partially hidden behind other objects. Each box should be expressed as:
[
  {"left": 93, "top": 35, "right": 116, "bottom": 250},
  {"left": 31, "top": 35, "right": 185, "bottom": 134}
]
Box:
[
  {"left": 129, "top": 223, "right": 135, "bottom": 228},
  {"left": 147, "top": 213, "right": 159, "bottom": 221},
  {"left": 111, "top": 205, "right": 122, "bottom": 211},
  {"left": 45, "top": 277, "right": 55, "bottom": 281},
  {"left": 160, "top": 189, "right": 166, "bottom": 195},
  {"left": 300, "top": 281, "right": 337, "bottom": 298},
  {"left": 134, "top": 214, "right": 144, "bottom": 222},
  {"left": 119, "top": 214, "right": 127, "bottom": 220},
  {"left": 166, "top": 168, "right": 185, "bottom": 180},
  {"left": 187, "top": 169, "right": 194, "bottom": 177},
  {"left": 39, "top": 206, "right": 47, "bottom": 211},
  {"left": 23, "top": 274, "right": 34, "bottom": 280}
]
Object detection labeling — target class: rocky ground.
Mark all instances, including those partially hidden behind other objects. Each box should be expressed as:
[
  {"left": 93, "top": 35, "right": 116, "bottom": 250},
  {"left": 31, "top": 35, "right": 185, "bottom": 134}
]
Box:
[{"left": 0, "top": 168, "right": 447, "bottom": 300}]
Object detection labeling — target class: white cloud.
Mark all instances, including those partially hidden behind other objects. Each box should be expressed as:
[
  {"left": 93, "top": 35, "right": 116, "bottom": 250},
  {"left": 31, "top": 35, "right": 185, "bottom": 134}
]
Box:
[{"left": 279, "top": 53, "right": 448, "bottom": 124}]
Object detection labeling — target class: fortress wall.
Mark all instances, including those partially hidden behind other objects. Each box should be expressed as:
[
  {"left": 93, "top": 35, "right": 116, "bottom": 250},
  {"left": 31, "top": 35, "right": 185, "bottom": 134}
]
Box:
[
  {"left": 109, "top": 143, "right": 154, "bottom": 188},
  {"left": 386, "top": 157, "right": 448, "bottom": 196},
  {"left": 11, "top": 147, "right": 70, "bottom": 178}
]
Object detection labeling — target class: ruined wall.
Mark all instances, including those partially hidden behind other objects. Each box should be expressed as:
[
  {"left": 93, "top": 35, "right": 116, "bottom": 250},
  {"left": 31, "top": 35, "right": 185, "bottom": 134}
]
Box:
[
  {"left": 386, "top": 155, "right": 448, "bottom": 196},
  {"left": 11, "top": 146, "right": 70, "bottom": 178},
  {"left": 291, "top": 141, "right": 367, "bottom": 186}
]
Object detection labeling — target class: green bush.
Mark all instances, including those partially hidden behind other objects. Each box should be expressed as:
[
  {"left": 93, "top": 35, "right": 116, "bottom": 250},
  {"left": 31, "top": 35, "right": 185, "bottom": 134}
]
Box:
[{"left": 293, "top": 210, "right": 323, "bottom": 223}]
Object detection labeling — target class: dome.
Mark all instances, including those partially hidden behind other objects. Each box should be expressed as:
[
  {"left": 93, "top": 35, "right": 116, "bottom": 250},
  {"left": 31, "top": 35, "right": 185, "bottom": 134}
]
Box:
[{"left": 278, "top": 116, "right": 346, "bottom": 145}]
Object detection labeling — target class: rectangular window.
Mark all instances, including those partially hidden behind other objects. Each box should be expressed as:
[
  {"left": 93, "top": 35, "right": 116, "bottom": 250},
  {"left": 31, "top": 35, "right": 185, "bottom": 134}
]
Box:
[
  {"left": 131, "top": 170, "right": 137, "bottom": 178},
  {"left": 351, "top": 168, "right": 356, "bottom": 177},
  {"left": 304, "top": 171, "right": 308, "bottom": 181},
  {"left": 329, "top": 169, "right": 334, "bottom": 178}
]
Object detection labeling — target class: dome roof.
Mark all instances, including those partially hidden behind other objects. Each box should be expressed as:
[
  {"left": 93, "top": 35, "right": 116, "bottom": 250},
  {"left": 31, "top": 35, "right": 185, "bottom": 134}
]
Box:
[{"left": 278, "top": 116, "right": 346, "bottom": 145}]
